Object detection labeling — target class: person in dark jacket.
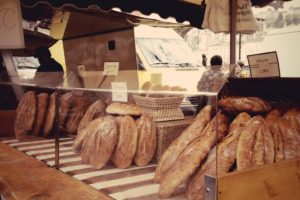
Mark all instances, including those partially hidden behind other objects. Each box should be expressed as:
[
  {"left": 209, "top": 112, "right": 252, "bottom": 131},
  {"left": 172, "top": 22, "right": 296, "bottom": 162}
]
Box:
[{"left": 34, "top": 46, "right": 63, "bottom": 72}]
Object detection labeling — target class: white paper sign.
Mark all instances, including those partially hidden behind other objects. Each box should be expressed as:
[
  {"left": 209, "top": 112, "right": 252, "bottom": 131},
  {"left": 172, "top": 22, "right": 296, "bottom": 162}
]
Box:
[
  {"left": 247, "top": 52, "right": 280, "bottom": 77},
  {"left": 0, "top": 0, "right": 24, "bottom": 49},
  {"left": 111, "top": 82, "right": 128, "bottom": 102},
  {"left": 151, "top": 73, "right": 162, "bottom": 84},
  {"left": 77, "top": 64, "right": 87, "bottom": 77},
  {"left": 104, "top": 62, "right": 119, "bottom": 76}
]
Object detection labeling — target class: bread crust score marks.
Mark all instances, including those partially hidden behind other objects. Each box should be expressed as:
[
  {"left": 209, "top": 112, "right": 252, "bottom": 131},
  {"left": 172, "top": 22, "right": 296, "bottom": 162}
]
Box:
[{"left": 154, "top": 105, "right": 212, "bottom": 183}]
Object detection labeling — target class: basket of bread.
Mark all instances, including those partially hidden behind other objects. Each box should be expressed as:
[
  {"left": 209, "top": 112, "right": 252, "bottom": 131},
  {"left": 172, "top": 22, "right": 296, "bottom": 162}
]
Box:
[{"left": 133, "top": 82, "right": 187, "bottom": 122}]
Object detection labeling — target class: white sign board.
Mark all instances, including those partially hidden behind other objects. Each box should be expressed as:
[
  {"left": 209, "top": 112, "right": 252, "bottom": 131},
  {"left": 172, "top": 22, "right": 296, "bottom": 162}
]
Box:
[
  {"left": 0, "top": 0, "right": 24, "bottom": 49},
  {"left": 111, "top": 82, "right": 128, "bottom": 102},
  {"left": 247, "top": 52, "right": 280, "bottom": 77},
  {"left": 104, "top": 62, "right": 119, "bottom": 76}
]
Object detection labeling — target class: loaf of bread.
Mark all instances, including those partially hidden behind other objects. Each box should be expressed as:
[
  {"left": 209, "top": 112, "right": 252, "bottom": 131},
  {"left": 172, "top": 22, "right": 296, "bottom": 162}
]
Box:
[
  {"left": 81, "top": 116, "right": 118, "bottom": 169},
  {"left": 277, "top": 118, "right": 300, "bottom": 160},
  {"left": 159, "top": 112, "right": 229, "bottom": 198},
  {"left": 43, "top": 92, "right": 56, "bottom": 137},
  {"left": 187, "top": 112, "right": 250, "bottom": 200},
  {"left": 77, "top": 100, "right": 106, "bottom": 134},
  {"left": 154, "top": 105, "right": 212, "bottom": 183},
  {"left": 59, "top": 92, "right": 75, "bottom": 129},
  {"left": 218, "top": 96, "right": 271, "bottom": 113},
  {"left": 237, "top": 116, "right": 264, "bottom": 170},
  {"left": 32, "top": 93, "right": 49, "bottom": 136},
  {"left": 65, "top": 96, "right": 91, "bottom": 135},
  {"left": 14, "top": 91, "right": 36, "bottom": 139},
  {"left": 106, "top": 102, "right": 143, "bottom": 116},
  {"left": 111, "top": 115, "right": 138, "bottom": 169},
  {"left": 134, "top": 114, "right": 157, "bottom": 166},
  {"left": 265, "top": 109, "right": 281, "bottom": 121},
  {"left": 283, "top": 107, "right": 300, "bottom": 133}
]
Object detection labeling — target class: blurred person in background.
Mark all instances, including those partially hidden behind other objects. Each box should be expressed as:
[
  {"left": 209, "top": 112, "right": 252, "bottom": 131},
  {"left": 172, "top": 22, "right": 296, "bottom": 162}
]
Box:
[{"left": 34, "top": 46, "right": 63, "bottom": 72}]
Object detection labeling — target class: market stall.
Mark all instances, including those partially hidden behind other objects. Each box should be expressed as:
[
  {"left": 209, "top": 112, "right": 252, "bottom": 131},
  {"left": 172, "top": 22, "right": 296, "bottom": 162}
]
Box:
[{"left": 1, "top": 1, "right": 299, "bottom": 200}]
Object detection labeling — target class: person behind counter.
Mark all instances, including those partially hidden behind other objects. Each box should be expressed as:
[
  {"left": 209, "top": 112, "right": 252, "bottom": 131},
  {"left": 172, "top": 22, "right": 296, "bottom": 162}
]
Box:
[
  {"left": 196, "top": 55, "right": 227, "bottom": 112},
  {"left": 34, "top": 46, "right": 63, "bottom": 72}
]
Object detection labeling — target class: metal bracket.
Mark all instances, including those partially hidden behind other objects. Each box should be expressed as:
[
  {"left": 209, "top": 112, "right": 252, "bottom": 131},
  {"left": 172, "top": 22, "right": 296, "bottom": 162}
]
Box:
[{"left": 204, "top": 175, "right": 217, "bottom": 200}]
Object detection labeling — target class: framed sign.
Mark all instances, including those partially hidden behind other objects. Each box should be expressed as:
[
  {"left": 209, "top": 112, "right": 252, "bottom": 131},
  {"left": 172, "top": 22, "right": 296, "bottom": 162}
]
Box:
[
  {"left": 247, "top": 51, "right": 280, "bottom": 78},
  {"left": 0, "top": 0, "right": 24, "bottom": 49}
]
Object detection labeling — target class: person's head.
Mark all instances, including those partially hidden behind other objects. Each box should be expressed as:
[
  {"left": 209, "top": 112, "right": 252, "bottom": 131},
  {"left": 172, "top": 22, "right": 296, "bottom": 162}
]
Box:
[
  {"left": 210, "top": 55, "right": 222, "bottom": 66},
  {"left": 237, "top": 60, "right": 245, "bottom": 68},
  {"left": 34, "top": 46, "right": 51, "bottom": 63}
]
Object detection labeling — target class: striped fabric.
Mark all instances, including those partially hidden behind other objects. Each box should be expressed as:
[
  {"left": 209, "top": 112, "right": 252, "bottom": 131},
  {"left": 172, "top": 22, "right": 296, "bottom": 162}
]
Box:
[{"left": 1, "top": 138, "right": 186, "bottom": 200}]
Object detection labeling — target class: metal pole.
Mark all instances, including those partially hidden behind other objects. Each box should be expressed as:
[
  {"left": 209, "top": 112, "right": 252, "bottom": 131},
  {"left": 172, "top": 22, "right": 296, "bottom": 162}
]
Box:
[{"left": 230, "top": 0, "right": 237, "bottom": 66}]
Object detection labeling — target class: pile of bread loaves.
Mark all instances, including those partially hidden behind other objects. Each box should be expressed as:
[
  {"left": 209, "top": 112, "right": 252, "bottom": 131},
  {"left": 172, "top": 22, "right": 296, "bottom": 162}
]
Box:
[
  {"left": 155, "top": 96, "right": 300, "bottom": 200},
  {"left": 72, "top": 101, "right": 157, "bottom": 169},
  {"left": 14, "top": 91, "right": 56, "bottom": 139}
]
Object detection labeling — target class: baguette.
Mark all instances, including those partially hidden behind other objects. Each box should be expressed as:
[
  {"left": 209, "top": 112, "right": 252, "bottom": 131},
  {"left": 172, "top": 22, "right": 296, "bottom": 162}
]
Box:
[
  {"left": 154, "top": 105, "right": 212, "bottom": 183},
  {"left": 159, "top": 112, "right": 229, "bottom": 198},
  {"left": 106, "top": 102, "right": 143, "bottom": 116},
  {"left": 59, "top": 92, "right": 75, "bottom": 129},
  {"left": 187, "top": 112, "right": 251, "bottom": 200}
]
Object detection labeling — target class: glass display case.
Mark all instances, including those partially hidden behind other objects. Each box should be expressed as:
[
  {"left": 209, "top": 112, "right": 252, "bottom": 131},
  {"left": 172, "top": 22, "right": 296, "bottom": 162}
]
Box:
[{"left": 1, "top": 69, "right": 299, "bottom": 200}]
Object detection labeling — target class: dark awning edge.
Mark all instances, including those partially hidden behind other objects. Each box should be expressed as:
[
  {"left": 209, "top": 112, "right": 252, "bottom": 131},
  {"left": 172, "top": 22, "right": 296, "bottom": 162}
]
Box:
[{"left": 21, "top": 0, "right": 206, "bottom": 28}]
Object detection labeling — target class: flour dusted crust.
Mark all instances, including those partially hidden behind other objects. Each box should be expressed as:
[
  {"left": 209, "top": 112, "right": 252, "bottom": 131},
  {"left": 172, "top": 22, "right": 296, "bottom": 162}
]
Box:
[
  {"left": 14, "top": 91, "right": 36, "bottom": 139},
  {"left": 32, "top": 93, "right": 49, "bottom": 136},
  {"left": 187, "top": 112, "right": 250, "bottom": 200},
  {"left": 134, "top": 114, "right": 157, "bottom": 166},
  {"left": 236, "top": 116, "right": 265, "bottom": 170},
  {"left": 77, "top": 100, "right": 106, "bottom": 134},
  {"left": 81, "top": 116, "right": 117, "bottom": 169},
  {"left": 111, "top": 115, "right": 138, "bottom": 169},
  {"left": 154, "top": 105, "right": 212, "bottom": 183},
  {"left": 106, "top": 102, "right": 143, "bottom": 116},
  {"left": 218, "top": 96, "right": 271, "bottom": 113},
  {"left": 159, "top": 112, "right": 229, "bottom": 198},
  {"left": 43, "top": 92, "right": 56, "bottom": 137}
]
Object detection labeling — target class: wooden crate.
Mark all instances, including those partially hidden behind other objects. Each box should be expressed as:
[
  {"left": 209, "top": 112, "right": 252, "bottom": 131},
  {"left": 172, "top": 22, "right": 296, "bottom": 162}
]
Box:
[
  {"left": 218, "top": 159, "right": 300, "bottom": 200},
  {"left": 0, "top": 110, "right": 15, "bottom": 137},
  {"left": 154, "top": 117, "right": 194, "bottom": 163}
]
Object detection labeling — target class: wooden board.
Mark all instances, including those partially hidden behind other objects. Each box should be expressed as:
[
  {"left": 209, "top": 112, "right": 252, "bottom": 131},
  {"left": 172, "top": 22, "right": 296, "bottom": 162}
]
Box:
[
  {"left": 218, "top": 160, "right": 300, "bottom": 200},
  {"left": 0, "top": 142, "right": 112, "bottom": 200},
  {"left": 0, "top": 110, "right": 15, "bottom": 137}
]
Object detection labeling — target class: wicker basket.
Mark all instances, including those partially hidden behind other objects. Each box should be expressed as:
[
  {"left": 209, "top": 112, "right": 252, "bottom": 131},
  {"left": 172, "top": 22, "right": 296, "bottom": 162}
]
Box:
[
  {"left": 154, "top": 117, "right": 194, "bottom": 163},
  {"left": 133, "top": 95, "right": 185, "bottom": 121}
]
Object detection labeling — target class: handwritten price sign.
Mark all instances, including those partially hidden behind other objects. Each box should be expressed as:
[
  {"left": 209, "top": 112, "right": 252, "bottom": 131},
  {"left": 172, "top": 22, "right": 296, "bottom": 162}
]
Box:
[
  {"left": 0, "top": 0, "right": 24, "bottom": 49},
  {"left": 247, "top": 52, "right": 280, "bottom": 77},
  {"left": 103, "top": 62, "right": 119, "bottom": 76},
  {"left": 111, "top": 82, "right": 128, "bottom": 102}
]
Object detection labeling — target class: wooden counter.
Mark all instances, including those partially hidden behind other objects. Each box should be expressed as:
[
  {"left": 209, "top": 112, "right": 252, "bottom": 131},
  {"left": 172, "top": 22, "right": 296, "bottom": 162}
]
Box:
[{"left": 0, "top": 142, "right": 112, "bottom": 200}]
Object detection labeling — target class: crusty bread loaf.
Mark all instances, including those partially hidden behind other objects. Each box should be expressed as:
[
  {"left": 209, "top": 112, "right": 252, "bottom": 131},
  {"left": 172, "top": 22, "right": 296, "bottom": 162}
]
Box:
[
  {"left": 81, "top": 116, "right": 118, "bottom": 169},
  {"left": 283, "top": 107, "right": 300, "bottom": 133},
  {"left": 269, "top": 120, "right": 285, "bottom": 162},
  {"left": 77, "top": 100, "right": 106, "bottom": 134},
  {"left": 43, "top": 92, "right": 56, "bottom": 138},
  {"left": 251, "top": 125, "right": 265, "bottom": 167},
  {"left": 236, "top": 116, "right": 265, "bottom": 170},
  {"left": 187, "top": 112, "right": 250, "bottom": 200},
  {"left": 111, "top": 115, "right": 138, "bottom": 169},
  {"left": 32, "top": 93, "right": 49, "bottom": 136},
  {"left": 14, "top": 91, "right": 36, "bottom": 139},
  {"left": 154, "top": 105, "right": 212, "bottom": 183},
  {"left": 134, "top": 114, "right": 157, "bottom": 166},
  {"left": 65, "top": 96, "right": 91, "bottom": 135},
  {"left": 262, "top": 124, "right": 275, "bottom": 164},
  {"left": 277, "top": 118, "right": 299, "bottom": 160},
  {"left": 59, "top": 92, "right": 75, "bottom": 129},
  {"left": 106, "top": 102, "right": 143, "bottom": 116},
  {"left": 159, "top": 112, "right": 229, "bottom": 198},
  {"left": 218, "top": 96, "right": 271, "bottom": 113}
]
